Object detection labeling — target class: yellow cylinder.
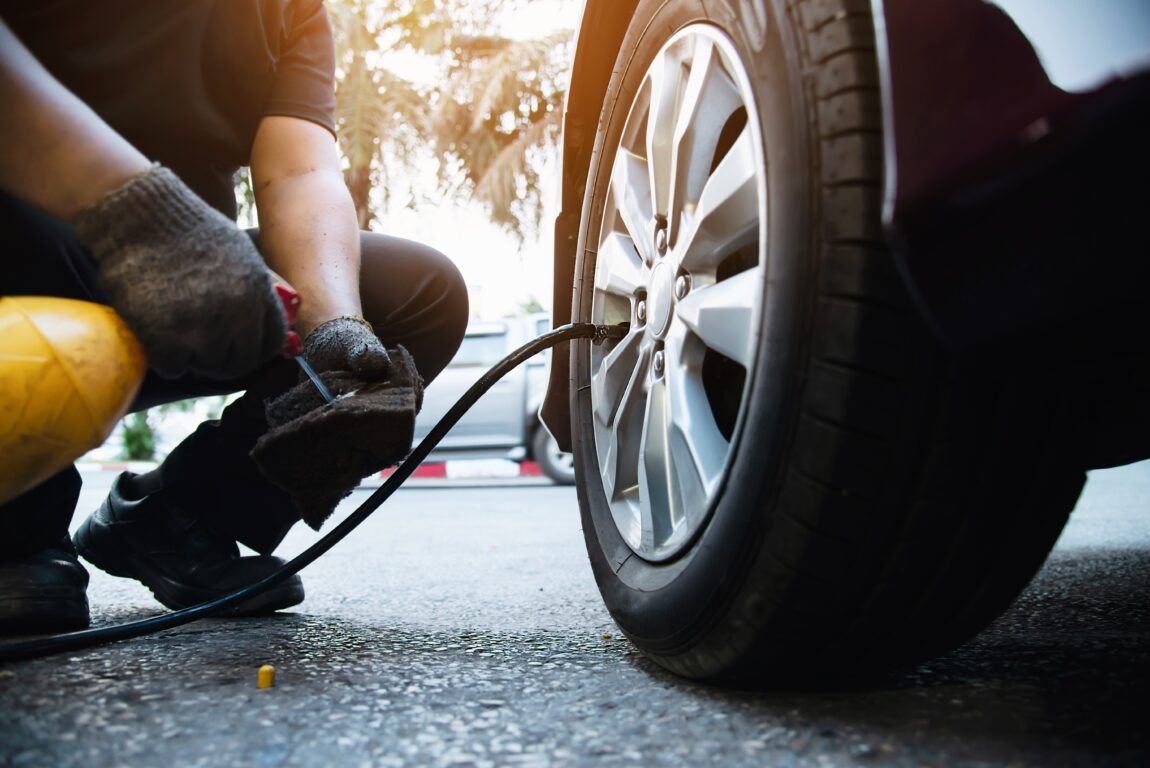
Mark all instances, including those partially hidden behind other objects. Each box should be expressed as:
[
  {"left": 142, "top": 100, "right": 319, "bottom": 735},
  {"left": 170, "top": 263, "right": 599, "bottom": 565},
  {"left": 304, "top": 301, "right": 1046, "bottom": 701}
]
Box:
[
  {"left": 257, "top": 664, "right": 276, "bottom": 689},
  {"left": 0, "top": 296, "right": 146, "bottom": 505}
]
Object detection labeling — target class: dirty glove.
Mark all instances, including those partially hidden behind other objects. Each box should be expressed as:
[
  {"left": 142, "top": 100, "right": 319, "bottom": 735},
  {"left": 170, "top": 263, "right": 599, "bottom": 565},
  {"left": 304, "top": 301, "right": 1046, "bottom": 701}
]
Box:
[
  {"left": 251, "top": 345, "right": 424, "bottom": 530},
  {"left": 74, "top": 165, "right": 287, "bottom": 380},
  {"left": 302, "top": 316, "right": 392, "bottom": 380}
]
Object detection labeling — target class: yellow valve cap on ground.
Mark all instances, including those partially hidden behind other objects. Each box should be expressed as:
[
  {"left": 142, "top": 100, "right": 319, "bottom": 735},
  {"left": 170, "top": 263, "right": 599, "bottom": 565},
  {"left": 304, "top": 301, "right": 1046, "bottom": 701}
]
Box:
[{"left": 0, "top": 297, "right": 146, "bottom": 505}]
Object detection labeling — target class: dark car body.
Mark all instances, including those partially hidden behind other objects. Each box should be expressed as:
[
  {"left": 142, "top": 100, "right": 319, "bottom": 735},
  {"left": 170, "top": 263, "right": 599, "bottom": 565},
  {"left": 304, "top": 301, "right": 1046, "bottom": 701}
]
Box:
[{"left": 543, "top": 0, "right": 1150, "bottom": 451}]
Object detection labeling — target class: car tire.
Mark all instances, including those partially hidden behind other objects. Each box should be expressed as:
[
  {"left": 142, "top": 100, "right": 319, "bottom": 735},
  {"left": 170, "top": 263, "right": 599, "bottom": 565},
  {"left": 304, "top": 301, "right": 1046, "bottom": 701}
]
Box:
[
  {"left": 532, "top": 427, "right": 577, "bottom": 485},
  {"left": 569, "top": 0, "right": 1085, "bottom": 683}
]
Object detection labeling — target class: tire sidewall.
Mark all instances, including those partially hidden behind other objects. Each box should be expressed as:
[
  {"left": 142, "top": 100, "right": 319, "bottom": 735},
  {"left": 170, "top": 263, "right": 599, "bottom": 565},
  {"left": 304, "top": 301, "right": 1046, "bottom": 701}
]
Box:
[{"left": 572, "top": 0, "right": 815, "bottom": 659}]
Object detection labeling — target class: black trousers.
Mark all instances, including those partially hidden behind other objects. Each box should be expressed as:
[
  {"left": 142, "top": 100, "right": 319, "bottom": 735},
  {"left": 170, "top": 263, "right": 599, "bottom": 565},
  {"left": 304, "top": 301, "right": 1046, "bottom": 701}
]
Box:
[{"left": 0, "top": 192, "right": 468, "bottom": 559}]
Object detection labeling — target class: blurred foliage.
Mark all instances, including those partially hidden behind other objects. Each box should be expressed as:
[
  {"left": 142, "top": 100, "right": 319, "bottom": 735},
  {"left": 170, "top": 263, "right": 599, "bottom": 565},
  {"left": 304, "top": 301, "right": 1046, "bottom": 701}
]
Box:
[
  {"left": 327, "top": 0, "right": 572, "bottom": 237},
  {"left": 434, "top": 29, "right": 570, "bottom": 234},
  {"left": 329, "top": 0, "right": 433, "bottom": 227},
  {"left": 519, "top": 296, "right": 544, "bottom": 314},
  {"left": 118, "top": 397, "right": 228, "bottom": 462},
  {"left": 120, "top": 412, "right": 156, "bottom": 461},
  {"left": 234, "top": 168, "right": 257, "bottom": 228}
]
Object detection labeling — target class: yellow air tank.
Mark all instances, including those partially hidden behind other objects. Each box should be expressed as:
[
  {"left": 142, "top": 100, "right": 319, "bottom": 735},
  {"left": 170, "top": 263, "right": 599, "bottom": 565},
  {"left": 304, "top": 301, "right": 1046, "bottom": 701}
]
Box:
[{"left": 0, "top": 297, "right": 146, "bottom": 505}]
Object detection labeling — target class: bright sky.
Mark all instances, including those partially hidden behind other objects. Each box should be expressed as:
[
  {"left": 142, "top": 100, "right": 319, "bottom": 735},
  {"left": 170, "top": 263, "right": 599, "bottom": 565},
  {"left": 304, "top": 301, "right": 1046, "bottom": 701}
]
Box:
[
  {"left": 988, "top": 0, "right": 1150, "bottom": 92},
  {"left": 495, "top": 0, "right": 581, "bottom": 39}
]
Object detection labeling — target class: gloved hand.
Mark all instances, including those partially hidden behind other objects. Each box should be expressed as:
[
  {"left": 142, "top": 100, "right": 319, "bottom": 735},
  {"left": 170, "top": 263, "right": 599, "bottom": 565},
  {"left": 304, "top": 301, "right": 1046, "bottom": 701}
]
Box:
[
  {"left": 302, "top": 316, "right": 392, "bottom": 380},
  {"left": 74, "top": 165, "right": 287, "bottom": 380},
  {"left": 251, "top": 345, "right": 424, "bottom": 530}
]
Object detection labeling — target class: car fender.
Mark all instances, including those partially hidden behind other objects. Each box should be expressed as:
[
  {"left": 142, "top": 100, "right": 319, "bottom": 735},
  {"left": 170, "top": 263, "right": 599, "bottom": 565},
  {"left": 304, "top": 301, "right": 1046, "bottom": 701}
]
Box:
[{"left": 542, "top": 0, "right": 640, "bottom": 452}]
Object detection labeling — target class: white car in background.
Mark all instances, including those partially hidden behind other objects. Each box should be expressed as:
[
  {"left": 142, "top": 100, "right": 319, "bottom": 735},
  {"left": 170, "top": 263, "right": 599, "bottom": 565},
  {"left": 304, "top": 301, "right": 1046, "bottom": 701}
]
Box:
[{"left": 413, "top": 313, "right": 575, "bottom": 484}]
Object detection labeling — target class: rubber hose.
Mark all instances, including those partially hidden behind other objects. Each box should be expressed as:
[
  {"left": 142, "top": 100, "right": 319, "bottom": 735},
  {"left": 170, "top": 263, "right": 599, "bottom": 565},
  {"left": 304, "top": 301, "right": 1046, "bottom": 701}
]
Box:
[{"left": 0, "top": 322, "right": 620, "bottom": 663}]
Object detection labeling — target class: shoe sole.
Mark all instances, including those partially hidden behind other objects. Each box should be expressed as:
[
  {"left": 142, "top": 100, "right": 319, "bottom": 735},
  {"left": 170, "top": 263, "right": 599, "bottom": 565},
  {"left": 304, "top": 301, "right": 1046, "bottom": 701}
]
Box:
[
  {"left": 74, "top": 515, "right": 304, "bottom": 617},
  {"left": 0, "top": 588, "right": 89, "bottom": 634}
]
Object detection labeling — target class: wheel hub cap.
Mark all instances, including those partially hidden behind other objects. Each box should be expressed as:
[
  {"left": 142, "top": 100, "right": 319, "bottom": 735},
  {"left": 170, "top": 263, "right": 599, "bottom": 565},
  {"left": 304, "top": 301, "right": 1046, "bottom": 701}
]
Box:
[{"left": 646, "top": 262, "right": 674, "bottom": 339}]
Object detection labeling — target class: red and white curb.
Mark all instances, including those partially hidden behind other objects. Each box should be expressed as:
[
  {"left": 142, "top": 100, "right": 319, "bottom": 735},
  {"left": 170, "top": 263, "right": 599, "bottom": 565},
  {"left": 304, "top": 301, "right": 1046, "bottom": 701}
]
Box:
[
  {"left": 77, "top": 461, "right": 159, "bottom": 475},
  {"left": 378, "top": 459, "right": 545, "bottom": 482}
]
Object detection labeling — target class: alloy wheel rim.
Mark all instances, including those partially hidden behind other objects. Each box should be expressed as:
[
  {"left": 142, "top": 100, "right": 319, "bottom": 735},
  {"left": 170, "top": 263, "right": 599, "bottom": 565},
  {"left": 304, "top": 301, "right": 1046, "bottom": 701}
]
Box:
[{"left": 590, "top": 24, "right": 767, "bottom": 562}]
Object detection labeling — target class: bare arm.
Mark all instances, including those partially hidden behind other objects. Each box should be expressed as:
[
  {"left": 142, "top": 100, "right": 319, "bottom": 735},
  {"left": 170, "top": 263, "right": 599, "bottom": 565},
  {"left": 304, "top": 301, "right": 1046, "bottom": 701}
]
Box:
[
  {"left": 0, "top": 19, "right": 150, "bottom": 220},
  {"left": 249, "top": 115, "right": 362, "bottom": 337}
]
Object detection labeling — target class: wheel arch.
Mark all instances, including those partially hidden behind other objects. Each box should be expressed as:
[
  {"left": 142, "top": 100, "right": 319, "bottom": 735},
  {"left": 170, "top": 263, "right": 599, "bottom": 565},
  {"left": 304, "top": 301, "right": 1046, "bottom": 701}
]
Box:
[{"left": 541, "top": 0, "right": 640, "bottom": 453}]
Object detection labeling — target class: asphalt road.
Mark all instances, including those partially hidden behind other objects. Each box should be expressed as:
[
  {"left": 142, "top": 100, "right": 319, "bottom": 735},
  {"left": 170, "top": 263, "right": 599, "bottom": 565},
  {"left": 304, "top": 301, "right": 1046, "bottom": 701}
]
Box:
[{"left": 1, "top": 461, "right": 1148, "bottom": 767}]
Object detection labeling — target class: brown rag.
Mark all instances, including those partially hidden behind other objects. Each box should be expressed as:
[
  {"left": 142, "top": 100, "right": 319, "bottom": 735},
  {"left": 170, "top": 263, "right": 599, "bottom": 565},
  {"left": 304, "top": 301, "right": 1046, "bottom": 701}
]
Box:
[{"left": 250, "top": 345, "right": 424, "bottom": 529}]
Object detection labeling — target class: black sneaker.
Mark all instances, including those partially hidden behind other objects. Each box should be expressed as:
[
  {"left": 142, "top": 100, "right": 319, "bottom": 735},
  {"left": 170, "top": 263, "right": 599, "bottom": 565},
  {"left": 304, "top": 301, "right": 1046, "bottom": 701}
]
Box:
[
  {"left": 0, "top": 542, "right": 90, "bottom": 634},
  {"left": 73, "top": 473, "right": 304, "bottom": 615}
]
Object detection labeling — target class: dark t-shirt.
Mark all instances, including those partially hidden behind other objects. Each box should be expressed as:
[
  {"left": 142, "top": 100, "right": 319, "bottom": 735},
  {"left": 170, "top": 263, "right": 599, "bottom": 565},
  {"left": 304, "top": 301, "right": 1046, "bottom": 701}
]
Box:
[{"left": 1, "top": 0, "right": 337, "bottom": 217}]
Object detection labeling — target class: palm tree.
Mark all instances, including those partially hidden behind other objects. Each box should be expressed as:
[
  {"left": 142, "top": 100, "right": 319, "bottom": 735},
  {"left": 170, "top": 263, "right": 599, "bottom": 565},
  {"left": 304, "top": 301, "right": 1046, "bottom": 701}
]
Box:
[
  {"left": 329, "top": 0, "right": 430, "bottom": 228},
  {"left": 327, "top": 0, "right": 571, "bottom": 237},
  {"left": 433, "top": 30, "right": 571, "bottom": 235}
]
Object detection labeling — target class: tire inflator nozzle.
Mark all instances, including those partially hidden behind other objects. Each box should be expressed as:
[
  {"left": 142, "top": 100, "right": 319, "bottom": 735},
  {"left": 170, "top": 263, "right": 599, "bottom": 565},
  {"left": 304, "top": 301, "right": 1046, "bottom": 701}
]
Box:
[
  {"left": 294, "top": 355, "right": 335, "bottom": 404},
  {"left": 594, "top": 323, "right": 629, "bottom": 344}
]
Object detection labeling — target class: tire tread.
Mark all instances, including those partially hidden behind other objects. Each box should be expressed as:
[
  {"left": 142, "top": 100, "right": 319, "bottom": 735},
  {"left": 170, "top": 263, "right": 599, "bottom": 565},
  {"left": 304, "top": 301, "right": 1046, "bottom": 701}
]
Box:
[{"left": 722, "top": 0, "right": 1082, "bottom": 679}]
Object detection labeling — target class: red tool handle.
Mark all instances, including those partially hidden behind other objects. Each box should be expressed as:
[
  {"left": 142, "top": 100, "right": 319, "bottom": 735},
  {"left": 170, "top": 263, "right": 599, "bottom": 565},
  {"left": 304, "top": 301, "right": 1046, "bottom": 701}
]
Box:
[{"left": 272, "top": 278, "right": 303, "bottom": 357}]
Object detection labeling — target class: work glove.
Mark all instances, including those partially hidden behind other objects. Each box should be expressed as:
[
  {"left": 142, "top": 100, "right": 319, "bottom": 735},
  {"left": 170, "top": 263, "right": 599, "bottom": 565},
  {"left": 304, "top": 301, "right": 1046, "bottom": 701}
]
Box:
[
  {"left": 251, "top": 345, "right": 424, "bottom": 530},
  {"left": 74, "top": 165, "right": 287, "bottom": 380},
  {"left": 302, "top": 316, "right": 392, "bottom": 380}
]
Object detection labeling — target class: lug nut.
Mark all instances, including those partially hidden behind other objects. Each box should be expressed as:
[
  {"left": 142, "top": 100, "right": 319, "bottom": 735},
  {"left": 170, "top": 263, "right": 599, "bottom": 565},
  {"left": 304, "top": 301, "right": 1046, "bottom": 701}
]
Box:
[
  {"left": 637, "top": 300, "right": 647, "bottom": 324},
  {"left": 674, "top": 275, "right": 691, "bottom": 300},
  {"left": 655, "top": 228, "right": 668, "bottom": 256},
  {"left": 653, "top": 350, "right": 665, "bottom": 376}
]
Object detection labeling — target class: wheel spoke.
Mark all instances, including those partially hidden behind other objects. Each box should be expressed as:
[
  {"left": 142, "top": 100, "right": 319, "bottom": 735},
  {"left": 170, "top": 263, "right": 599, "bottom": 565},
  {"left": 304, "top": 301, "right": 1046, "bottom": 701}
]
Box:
[
  {"left": 669, "top": 39, "right": 744, "bottom": 246},
  {"left": 637, "top": 375, "right": 673, "bottom": 552},
  {"left": 600, "top": 346, "right": 648, "bottom": 504},
  {"left": 671, "top": 39, "right": 717, "bottom": 151},
  {"left": 610, "top": 150, "right": 654, "bottom": 260},
  {"left": 591, "top": 329, "right": 644, "bottom": 427},
  {"left": 663, "top": 329, "right": 728, "bottom": 515},
  {"left": 667, "top": 38, "right": 715, "bottom": 240},
  {"left": 645, "top": 49, "right": 679, "bottom": 219},
  {"left": 675, "top": 265, "right": 762, "bottom": 369},
  {"left": 596, "top": 232, "right": 646, "bottom": 299},
  {"left": 677, "top": 126, "right": 759, "bottom": 275}
]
